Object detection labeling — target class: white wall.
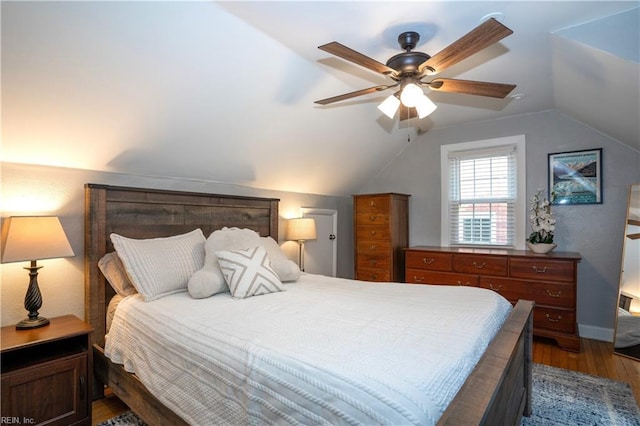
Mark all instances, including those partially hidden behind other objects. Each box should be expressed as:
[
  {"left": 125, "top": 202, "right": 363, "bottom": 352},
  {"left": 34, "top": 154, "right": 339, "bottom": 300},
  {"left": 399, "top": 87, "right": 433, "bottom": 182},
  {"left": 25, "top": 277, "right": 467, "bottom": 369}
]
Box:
[
  {"left": 357, "top": 110, "right": 640, "bottom": 341},
  {"left": 0, "top": 162, "right": 354, "bottom": 326}
]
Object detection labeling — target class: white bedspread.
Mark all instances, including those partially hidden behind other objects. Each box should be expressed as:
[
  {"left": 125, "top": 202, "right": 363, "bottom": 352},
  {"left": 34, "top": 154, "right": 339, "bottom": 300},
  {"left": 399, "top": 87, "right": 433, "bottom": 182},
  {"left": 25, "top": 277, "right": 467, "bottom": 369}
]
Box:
[
  {"left": 615, "top": 307, "right": 640, "bottom": 348},
  {"left": 105, "top": 274, "right": 512, "bottom": 425}
]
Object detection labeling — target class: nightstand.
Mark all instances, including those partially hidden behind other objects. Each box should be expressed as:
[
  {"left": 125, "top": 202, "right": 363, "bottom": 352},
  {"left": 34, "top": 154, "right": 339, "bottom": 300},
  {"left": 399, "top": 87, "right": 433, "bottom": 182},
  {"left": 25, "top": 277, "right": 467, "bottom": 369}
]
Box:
[{"left": 1, "top": 315, "right": 93, "bottom": 426}]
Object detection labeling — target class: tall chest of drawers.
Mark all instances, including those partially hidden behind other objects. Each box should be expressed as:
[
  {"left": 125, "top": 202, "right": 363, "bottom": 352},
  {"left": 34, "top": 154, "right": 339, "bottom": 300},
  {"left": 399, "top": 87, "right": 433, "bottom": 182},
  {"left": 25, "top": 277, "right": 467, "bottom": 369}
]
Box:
[
  {"left": 405, "top": 246, "right": 582, "bottom": 352},
  {"left": 353, "top": 193, "right": 409, "bottom": 282}
]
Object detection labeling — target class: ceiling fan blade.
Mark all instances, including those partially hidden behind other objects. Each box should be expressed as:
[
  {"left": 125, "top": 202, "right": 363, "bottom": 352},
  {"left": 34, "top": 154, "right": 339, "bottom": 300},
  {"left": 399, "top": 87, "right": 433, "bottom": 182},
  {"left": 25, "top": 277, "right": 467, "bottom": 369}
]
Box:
[
  {"left": 418, "top": 18, "right": 513, "bottom": 75},
  {"left": 319, "top": 41, "right": 398, "bottom": 77},
  {"left": 398, "top": 104, "right": 418, "bottom": 121},
  {"left": 314, "top": 85, "right": 391, "bottom": 105},
  {"left": 428, "top": 78, "right": 516, "bottom": 98}
]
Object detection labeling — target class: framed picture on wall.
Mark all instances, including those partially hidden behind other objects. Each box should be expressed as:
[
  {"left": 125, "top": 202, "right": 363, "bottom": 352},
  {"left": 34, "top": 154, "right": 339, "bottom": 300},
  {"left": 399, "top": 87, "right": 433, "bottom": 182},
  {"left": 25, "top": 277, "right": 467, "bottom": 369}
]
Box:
[{"left": 548, "top": 148, "right": 602, "bottom": 205}]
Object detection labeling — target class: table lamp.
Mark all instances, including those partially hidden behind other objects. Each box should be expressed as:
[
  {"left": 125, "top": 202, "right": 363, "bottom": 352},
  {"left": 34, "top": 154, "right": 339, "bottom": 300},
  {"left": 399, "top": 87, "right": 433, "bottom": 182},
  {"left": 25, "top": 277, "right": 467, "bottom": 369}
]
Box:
[
  {"left": 287, "top": 217, "right": 316, "bottom": 272},
  {"left": 1, "top": 216, "right": 75, "bottom": 329}
]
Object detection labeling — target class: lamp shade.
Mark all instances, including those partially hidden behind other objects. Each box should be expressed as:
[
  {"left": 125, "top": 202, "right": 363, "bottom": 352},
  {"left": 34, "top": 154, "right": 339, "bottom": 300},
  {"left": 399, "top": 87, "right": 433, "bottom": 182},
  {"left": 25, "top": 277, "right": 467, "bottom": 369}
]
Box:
[
  {"left": 378, "top": 94, "right": 401, "bottom": 119},
  {"left": 287, "top": 218, "right": 317, "bottom": 241},
  {"left": 415, "top": 94, "right": 437, "bottom": 118},
  {"left": 1, "top": 216, "right": 75, "bottom": 263}
]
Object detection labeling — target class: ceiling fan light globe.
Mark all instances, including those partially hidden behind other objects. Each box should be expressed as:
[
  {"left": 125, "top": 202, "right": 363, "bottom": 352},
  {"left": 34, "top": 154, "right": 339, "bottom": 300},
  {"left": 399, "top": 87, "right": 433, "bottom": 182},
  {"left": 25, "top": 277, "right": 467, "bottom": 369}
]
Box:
[
  {"left": 415, "top": 95, "right": 437, "bottom": 119},
  {"left": 378, "top": 95, "right": 400, "bottom": 119},
  {"left": 400, "top": 83, "right": 423, "bottom": 107}
]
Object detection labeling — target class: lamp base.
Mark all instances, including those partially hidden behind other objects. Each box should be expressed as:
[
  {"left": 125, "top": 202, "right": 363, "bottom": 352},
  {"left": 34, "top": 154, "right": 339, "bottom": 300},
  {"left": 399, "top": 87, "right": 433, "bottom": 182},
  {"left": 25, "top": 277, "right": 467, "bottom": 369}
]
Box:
[{"left": 16, "top": 316, "right": 50, "bottom": 330}]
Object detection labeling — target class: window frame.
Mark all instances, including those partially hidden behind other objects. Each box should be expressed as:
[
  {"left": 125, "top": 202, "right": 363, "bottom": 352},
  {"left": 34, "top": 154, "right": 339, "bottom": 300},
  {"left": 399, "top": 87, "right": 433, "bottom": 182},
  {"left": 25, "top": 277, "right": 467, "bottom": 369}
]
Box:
[{"left": 440, "top": 135, "right": 526, "bottom": 249}]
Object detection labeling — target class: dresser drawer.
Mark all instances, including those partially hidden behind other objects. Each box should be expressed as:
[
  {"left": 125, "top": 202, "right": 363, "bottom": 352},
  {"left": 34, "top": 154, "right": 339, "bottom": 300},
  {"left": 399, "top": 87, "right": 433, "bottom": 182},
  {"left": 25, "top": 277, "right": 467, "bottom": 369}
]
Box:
[
  {"left": 534, "top": 307, "right": 575, "bottom": 333},
  {"left": 479, "top": 277, "right": 575, "bottom": 308},
  {"left": 355, "top": 212, "right": 390, "bottom": 226},
  {"left": 405, "top": 251, "right": 452, "bottom": 271},
  {"left": 356, "top": 267, "right": 390, "bottom": 282},
  {"left": 454, "top": 254, "right": 507, "bottom": 276},
  {"left": 510, "top": 258, "right": 575, "bottom": 282},
  {"left": 355, "top": 195, "right": 390, "bottom": 212},
  {"left": 357, "top": 254, "right": 390, "bottom": 270},
  {"left": 479, "top": 277, "right": 530, "bottom": 302},
  {"left": 528, "top": 281, "right": 575, "bottom": 308},
  {"left": 356, "top": 225, "right": 391, "bottom": 241},
  {"left": 357, "top": 240, "right": 391, "bottom": 255},
  {"left": 406, "top": 270, "right": 478, "bottom": 286}
]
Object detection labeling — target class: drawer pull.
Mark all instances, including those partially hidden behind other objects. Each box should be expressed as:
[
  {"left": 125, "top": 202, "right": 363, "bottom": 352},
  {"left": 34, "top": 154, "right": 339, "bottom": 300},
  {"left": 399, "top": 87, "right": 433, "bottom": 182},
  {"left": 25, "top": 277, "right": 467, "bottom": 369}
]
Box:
[
  {"left": 545, "top": 313, "right": 562, "bottom": 323},
  {"left": 370, "top": 230, "right": 377, "bottom": 236},
  {"left": 369, "top": 260, "right": 377, "bottom": 266},
  {"left": 546, "top": 289, "right": 562, "bottom": 298},
  {"left": 368, "top": 201, "right": 376, "bottom": 206},
  {"left": 370, "top": 215, "right": 377, "bottom": 221},
  {"left": 371, "top": 274, "right": 378, "bottom": 280},
  {"left": 413, "top": 276, "right": 424, "bottom": 283},
  {"left": 473, "top": 262, "right": 486, "bottom": 269},
  {"left": 457, "top": 281, "right": 471, "bottom": 286},
  {"left": 422, "top": 258, "right": 434, "bottom": 265},
  {"left": 532, "top": 265, "right": 548, "bottom": 273},
  {"left": 489, "top": 283, "right": 503, "bottom": 291},
  {"left": 369, "top": 245, "right": 377, "bottom": 250}
]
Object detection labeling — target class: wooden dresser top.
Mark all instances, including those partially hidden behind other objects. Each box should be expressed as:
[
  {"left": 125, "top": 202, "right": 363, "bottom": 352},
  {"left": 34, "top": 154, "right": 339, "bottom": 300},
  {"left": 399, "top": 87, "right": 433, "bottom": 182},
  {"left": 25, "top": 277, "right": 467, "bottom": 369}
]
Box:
[{"left": 406, "top": 246, "right": 582, "bottom": 261}]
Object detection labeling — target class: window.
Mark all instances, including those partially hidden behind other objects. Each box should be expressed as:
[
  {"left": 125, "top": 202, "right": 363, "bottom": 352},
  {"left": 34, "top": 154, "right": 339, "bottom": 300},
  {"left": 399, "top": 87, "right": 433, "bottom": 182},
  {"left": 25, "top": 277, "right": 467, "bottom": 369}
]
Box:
[
  {"left": 441, "top": 135, "right": 526, "bottom": 249},
  {"left": 462, "top": 217, "right": 492, "bottom": 243}
]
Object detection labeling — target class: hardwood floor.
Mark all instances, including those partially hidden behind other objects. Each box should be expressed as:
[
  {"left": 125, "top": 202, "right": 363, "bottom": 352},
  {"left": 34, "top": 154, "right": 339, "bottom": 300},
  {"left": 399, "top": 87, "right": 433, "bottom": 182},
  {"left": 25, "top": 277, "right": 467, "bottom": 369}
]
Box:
[
  {"left": 92, "top": 388, "right": 130, "bottom": 425},
  {"left": 91, "top": 337, "right": 640, "bottom": 424}
]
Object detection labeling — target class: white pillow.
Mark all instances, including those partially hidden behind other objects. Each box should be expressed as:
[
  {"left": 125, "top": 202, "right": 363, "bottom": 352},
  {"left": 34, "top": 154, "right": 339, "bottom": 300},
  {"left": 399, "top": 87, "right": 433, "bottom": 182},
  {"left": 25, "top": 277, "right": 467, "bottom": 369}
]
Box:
[
  {"left": 187, "top": 227, "right": 261, "bottom": 299},
  {"left": 260, "top": 236, "right": 300, "bottom": 282},
  {"left": 98, "top": 252, "right": 137, "bottom": 296},
  {"left": 216, "top": 246, "right": 284, "bottom": 299},
  {"left": 106, "top": 294, "right": 124, "bottom": 332},
  {"left": 188, "top": 265, "right": 228, "bottom": 299},
  {"left": 111, "top": 229, "right": 205, "bottom": 301}
]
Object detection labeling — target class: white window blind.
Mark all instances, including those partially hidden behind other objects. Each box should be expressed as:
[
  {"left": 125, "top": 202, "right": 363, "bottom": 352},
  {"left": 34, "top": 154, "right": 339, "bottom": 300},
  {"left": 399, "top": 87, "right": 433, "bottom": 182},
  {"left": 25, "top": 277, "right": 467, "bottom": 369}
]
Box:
[{"left": 448, "top": 145, "right": 517, "bottom": 247}]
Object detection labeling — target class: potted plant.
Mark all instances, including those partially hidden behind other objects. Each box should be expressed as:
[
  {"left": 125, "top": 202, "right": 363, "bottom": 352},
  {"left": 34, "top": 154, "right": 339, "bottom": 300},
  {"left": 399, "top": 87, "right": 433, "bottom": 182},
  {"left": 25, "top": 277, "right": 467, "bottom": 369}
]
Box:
[{"left": 527, "top": 189, "right": 557, "bottom": 253}]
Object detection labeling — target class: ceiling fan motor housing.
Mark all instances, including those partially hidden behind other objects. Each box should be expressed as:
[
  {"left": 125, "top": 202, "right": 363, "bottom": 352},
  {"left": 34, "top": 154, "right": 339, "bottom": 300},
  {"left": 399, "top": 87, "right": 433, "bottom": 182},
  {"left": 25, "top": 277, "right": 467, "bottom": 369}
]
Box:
[
  {"left": 386, "top": 51, "right": 431, "bottom": 76},
  {"left": 386, "top": 31, "right": 430, "bottom": 77}
]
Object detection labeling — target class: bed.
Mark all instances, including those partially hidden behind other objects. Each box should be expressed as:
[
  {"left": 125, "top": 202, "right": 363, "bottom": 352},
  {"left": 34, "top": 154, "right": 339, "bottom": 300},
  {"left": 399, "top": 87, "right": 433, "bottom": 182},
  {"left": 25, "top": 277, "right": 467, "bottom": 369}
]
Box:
[
  {"left": 84, "top": 183, "right": 534, "bottom": 425},
  {"left": 615, "top": 307, "right": 640, "bottom": 359}
]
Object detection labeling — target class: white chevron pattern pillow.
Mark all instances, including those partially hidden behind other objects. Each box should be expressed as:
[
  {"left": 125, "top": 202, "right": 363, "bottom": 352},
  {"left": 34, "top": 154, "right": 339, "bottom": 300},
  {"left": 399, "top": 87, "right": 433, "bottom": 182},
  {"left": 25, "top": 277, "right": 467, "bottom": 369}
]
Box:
[{"left": 215, "top": 246, "right": 284, "bottom": 299}]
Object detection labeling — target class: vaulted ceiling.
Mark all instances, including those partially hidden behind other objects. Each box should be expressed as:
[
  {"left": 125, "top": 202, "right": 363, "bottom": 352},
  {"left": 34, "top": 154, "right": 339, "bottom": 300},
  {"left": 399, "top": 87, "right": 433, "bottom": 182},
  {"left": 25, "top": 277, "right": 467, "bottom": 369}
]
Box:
[{"left": 2, "top": 1, "right": 638, "bottom": 196}]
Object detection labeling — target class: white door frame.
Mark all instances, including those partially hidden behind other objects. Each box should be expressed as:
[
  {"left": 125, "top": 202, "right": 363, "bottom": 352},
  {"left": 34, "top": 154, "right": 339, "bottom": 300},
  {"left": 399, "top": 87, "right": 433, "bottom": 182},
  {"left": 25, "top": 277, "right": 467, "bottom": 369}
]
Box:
[{"left": 301, "top": 207, "right": 338, "bottom": 277}]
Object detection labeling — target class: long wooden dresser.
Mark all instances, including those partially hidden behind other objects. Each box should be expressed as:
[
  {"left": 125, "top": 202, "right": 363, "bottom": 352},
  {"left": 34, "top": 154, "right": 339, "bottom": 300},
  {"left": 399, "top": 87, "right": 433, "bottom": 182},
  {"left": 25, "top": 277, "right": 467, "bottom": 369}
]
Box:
[
  {"left": 353, "top": 193, "right": 409, "bottom": 282},
  {"left": 405, "top": 246, "right": 582, "bottom": 352}
]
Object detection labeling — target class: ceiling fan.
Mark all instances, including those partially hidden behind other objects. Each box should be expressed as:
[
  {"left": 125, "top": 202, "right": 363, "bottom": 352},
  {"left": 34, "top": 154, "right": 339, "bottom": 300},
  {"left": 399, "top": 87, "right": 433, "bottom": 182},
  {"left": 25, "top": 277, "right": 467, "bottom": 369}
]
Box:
[{"left": 315, "top": 18, "right": 517, "bottom": 121}]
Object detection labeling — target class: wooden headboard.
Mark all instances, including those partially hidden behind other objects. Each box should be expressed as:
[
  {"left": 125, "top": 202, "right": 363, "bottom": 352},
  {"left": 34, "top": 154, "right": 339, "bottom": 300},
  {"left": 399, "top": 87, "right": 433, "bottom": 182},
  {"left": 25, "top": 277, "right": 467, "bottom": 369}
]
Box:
[{"left": 84, "top": 184, "right": 279, "bottom": 348}]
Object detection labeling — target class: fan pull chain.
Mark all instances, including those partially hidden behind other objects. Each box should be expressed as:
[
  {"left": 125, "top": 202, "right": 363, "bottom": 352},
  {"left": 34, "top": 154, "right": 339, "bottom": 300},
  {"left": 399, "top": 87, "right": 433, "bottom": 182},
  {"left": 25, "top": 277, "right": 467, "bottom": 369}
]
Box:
[{"left": 407, "top": 108, "right": 411, "bottom": 143}]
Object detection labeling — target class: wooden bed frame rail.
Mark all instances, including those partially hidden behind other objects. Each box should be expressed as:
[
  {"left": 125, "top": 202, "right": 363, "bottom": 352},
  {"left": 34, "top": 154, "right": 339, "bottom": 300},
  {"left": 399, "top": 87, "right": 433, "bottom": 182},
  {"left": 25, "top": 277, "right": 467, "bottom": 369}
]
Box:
[{"left": 84, "top": 183, "right": 533, "bottom": 425}]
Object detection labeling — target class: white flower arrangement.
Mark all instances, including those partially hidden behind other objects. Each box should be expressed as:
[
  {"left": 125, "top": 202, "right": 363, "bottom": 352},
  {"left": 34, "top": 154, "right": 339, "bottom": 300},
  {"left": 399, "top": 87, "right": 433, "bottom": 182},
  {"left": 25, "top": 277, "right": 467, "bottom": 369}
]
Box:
[{"left": 527, "top": 189, "right": 556, "bottom": 244}]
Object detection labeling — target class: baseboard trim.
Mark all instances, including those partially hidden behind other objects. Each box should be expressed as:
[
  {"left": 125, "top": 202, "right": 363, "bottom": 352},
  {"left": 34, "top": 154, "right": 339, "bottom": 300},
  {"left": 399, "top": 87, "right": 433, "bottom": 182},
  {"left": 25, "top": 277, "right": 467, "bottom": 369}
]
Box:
[{"left": 579, "top": 323, "right": 613, "bottom": 342}]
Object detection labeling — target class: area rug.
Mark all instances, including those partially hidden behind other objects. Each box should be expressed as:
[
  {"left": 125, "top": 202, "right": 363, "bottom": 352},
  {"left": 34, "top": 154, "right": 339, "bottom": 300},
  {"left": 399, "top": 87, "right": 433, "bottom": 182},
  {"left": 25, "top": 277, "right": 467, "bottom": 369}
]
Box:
[
  {"left": 98, "top": 363, "right": 640, "bottom": 426},
  {"left": 97, "top": 410, "right": 146, "bottom": 426},
  {"left": 521, "top": 363, "right": 640, "bottom": 425}
]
